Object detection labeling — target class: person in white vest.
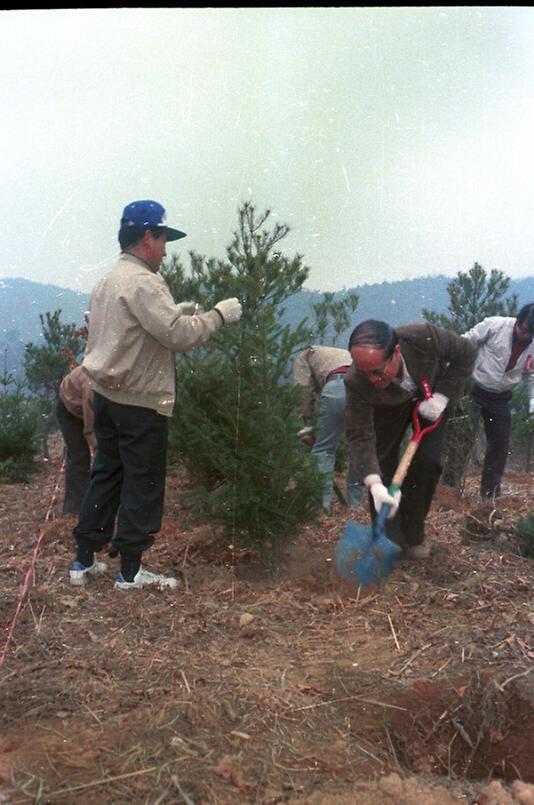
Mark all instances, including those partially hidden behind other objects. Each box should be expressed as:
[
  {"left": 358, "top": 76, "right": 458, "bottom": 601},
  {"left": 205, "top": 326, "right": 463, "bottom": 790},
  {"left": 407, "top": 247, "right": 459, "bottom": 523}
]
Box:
[
  {"left": 293, "top": 345, "right": 363, "bottom": 513},
  {"left": 462, "top": 303, "right": 534, "bottom": 499}
]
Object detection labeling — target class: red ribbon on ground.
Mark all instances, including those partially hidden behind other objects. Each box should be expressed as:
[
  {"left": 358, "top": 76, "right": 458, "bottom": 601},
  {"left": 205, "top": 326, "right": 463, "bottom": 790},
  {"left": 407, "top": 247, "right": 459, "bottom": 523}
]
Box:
[{"left": 0, "top": 457, "right": 65, "bottom": 670}]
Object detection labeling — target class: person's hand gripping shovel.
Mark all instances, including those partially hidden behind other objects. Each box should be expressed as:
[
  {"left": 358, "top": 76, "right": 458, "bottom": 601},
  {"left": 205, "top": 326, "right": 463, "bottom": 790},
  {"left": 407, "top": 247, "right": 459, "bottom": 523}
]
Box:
[{"left": 334, "top": 399, "right": 444, "bottom": 590}]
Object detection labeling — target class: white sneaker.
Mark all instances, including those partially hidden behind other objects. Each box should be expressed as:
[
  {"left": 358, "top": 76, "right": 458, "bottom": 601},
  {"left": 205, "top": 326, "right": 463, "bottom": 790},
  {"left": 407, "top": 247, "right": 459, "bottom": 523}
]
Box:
[
  {"left": 114, "top": 566, "right": 180, "bottom": 591},
  {"left": 405, "top": 543, "right": 431, "bottom": 560},
  {"left": 70, "top": 558, "right": 108, "bottom": 586}
]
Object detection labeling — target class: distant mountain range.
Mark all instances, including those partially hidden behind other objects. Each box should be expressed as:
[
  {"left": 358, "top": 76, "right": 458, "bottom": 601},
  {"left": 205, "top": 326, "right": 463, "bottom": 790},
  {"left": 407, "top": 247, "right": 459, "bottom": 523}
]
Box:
[
  {"left": 0, "top": 278, "right": 92, "bottom": 380},
  {"left": 2, "top": 274, "right": 534, "bottom": 378}
]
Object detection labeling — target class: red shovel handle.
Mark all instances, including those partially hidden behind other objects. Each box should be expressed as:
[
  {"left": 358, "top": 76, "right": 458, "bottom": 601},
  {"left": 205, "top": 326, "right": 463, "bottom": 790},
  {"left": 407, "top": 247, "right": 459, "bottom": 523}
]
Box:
[
  {"left": 411, "top": 400, "right": 443, "bottom": 444},
  {"left": 390, "top": 401, "right": 443, "bottom": 490}
]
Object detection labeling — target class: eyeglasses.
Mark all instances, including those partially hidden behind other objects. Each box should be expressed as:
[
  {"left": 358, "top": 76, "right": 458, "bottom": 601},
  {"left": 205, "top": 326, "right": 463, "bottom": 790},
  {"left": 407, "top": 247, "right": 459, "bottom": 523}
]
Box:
[{"left": 356, "top": 356, "right": 393, "bottom": 379}]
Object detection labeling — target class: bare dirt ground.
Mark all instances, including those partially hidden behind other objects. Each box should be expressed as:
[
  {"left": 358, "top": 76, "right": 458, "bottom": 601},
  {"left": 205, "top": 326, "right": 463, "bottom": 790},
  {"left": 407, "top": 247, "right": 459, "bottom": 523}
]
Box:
[{"left": 1, "top": 436, "right": 533, "bottom": 804}]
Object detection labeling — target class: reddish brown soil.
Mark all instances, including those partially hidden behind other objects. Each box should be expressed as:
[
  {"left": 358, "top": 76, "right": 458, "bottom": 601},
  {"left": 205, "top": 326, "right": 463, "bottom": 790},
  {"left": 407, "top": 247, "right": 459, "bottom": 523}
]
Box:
[{"left": 1, "top": 438, "right": 533, "bottom": 804}]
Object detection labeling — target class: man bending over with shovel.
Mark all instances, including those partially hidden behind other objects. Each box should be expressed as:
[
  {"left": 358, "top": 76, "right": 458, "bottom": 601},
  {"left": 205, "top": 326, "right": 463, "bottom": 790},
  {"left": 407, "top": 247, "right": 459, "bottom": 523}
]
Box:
[{"left": 345, "top": 320, "right": 476, "bottom": 560}]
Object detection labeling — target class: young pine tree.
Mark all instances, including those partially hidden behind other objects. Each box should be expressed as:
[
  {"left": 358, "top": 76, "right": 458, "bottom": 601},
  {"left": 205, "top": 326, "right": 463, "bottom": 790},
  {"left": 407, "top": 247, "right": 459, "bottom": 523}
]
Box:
[
  {"left": 162, "top": 202, "right": 325, "bottom": 562},
  {"left": 422, "top": 262, "right": 517, "bottom": 334},
  {"left": 307, "top": 291, "right": 360, "bottom": 480},
  {"left": 24, "top": 309, "right": 86, "bottom": 399},
  {"left": 0, "top": 350, "right": 41, "bottom": 482},
  {"left": 24, "top": 309, "right": 87, "bottom": 457},
  {"left": 310, "top": 290, "right": 359, "bottom": 346},
  {"left": 510, "top": 384, "right": 534, "bottom": 473}
]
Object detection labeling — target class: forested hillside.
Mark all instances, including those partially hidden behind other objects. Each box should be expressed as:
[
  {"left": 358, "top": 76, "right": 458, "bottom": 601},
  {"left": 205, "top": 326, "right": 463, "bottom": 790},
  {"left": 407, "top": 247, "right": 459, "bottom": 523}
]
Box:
[{"left": 2, "top": 274, "right": 534, "bottom": 376}]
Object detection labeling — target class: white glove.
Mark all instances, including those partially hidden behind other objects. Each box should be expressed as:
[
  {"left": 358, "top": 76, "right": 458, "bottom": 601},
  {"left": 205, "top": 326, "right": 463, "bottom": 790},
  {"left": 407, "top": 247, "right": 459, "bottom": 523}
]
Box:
[
  {"left": 176, "top": 302, "right": 204, "bottom": 316},
  {"left": 418, "top": 392, "right": 448, "bottom": 422},
  {"left": 364, "top": 474, "right": 401, "bottom": 519},
  {"left": 214, "top": 297, "right": 242, "bottom": 324}
]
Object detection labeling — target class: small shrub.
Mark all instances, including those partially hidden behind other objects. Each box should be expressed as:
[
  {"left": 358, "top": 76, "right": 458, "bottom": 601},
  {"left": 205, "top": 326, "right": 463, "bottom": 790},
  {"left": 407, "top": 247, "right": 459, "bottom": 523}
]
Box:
[
  {"left": 440, "top": 392, "right": 478, "bottom": 493},
  {"left": 0, "top": 391, "right": 41, "bottom": 482},
  {"left": 515, "top": 513, "right": 534, "bottom": 559}
]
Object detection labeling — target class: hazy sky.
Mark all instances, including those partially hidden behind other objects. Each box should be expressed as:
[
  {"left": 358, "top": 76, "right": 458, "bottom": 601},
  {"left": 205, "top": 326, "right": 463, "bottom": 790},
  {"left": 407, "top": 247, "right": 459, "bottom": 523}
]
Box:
[{"left": 2, "top": 7, "right": 534, "bottom": 295}]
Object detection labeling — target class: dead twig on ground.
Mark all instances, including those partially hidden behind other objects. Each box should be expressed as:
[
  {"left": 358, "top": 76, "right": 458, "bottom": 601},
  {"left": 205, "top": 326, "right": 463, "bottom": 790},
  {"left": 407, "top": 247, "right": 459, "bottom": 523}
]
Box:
[
  {"left": 494, "top": 664, "right": 534, "bottom": 692},
  {"left": 286, "top": 695, "right": 407, "bottom": 714},
  {"left": 388, "top": 642, "right": 433, "bottom": 676},
  {"left": 387, "top": 614, "right": 401, "bottom": 652},
  {"left": 172, "top": 776, "right": 196, "bottom": 804},
  {"left": 45, "top": 766, "right": 159, "bottom": 799}
]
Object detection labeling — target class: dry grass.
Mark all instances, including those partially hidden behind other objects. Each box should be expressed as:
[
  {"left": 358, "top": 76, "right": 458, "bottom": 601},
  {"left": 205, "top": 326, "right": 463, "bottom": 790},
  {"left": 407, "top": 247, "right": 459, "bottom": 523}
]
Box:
[{"left": 0, "top": 438, "right": 533, "bottom": 804}]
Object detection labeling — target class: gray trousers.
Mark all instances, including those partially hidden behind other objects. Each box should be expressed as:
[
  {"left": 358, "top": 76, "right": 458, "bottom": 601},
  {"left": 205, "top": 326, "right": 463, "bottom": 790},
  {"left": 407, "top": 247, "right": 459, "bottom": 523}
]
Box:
[{"left": 312, "top": 375, "right": 364, "bottom": 511}]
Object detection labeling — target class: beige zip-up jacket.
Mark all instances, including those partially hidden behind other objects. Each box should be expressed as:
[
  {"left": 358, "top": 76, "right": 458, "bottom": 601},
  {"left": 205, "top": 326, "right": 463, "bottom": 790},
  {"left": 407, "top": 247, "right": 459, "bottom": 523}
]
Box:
[{"left": 81, "top": 254, "right": 223, "bottom": 416}]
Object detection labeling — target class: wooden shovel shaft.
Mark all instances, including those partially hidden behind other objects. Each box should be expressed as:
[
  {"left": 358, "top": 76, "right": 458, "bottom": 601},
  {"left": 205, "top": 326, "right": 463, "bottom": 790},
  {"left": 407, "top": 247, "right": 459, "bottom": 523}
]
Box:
[
  {"left": 390, "top": 440, "right": 419, "bottom": 490},
  {"left": 389, "top": 405, "right": 444, "bottom": 493}
]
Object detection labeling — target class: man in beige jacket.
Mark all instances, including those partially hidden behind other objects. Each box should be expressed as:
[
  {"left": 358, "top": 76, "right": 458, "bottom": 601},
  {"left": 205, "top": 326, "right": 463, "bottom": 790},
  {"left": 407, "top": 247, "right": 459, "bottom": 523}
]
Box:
[{"left": 71, "top": 200, "right": 242, "bottom": 590}]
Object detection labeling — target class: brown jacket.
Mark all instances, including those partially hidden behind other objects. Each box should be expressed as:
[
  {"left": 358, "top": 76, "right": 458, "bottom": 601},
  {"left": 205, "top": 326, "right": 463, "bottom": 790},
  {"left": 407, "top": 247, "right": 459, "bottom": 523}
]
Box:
[
  {"left": 345, "top": 324, "right": 476, "bottom": 480},
  {"left": 59, "top": 365, "right": 96, "bottom": 451}
]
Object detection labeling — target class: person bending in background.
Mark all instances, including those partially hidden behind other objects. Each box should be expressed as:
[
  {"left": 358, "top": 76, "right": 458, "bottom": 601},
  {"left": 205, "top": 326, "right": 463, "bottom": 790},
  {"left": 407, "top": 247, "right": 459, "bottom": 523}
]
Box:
[
  {"left": 55, "top": 365, "right": 95, "bottom": 515},
  {"left": 70, "top": 199, "right": 243, "bottom": 591},
  {"left": 462, "top": 303, "right": 534, "bottom": 499},
  {"left": 293, "top": 345, "right": 363, "bottom": 513},
  {"left": 345, "top": 320, "right": 476, "bottom": 559}
]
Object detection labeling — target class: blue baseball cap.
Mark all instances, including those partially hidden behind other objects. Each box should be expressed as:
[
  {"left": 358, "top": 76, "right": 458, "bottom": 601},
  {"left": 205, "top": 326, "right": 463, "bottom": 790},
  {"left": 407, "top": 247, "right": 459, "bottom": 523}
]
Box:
[{"left": 119, "top": 200, "right": 186, "bottom": 241}]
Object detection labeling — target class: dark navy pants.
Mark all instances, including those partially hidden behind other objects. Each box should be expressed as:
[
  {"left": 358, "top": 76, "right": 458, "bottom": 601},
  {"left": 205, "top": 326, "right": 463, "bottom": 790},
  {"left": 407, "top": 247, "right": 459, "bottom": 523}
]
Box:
[
  {"left": 74, "top": 392, "right": 168, "bottom": 559},
  {"left": 471, "top": 384, "right": 512, "bottom": 499},
  {"left": 369, "top": 401, "right": 448, "bottom": 547},
  {"left": 55, "top": 397, "right": 91, "bottom": 514}
]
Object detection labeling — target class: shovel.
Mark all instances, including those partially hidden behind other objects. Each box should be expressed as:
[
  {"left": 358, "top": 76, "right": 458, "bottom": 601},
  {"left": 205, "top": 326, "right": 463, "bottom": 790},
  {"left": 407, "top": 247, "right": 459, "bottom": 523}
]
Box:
[{"left": 334, "top": 401, "right": 443, "bottom": 589}]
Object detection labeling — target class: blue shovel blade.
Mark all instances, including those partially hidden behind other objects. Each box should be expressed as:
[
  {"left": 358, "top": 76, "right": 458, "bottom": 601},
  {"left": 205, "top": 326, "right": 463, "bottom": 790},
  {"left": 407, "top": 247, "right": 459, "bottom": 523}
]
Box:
[{"left": 334, "top": 506, "right": 401, "bottom": 588}]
